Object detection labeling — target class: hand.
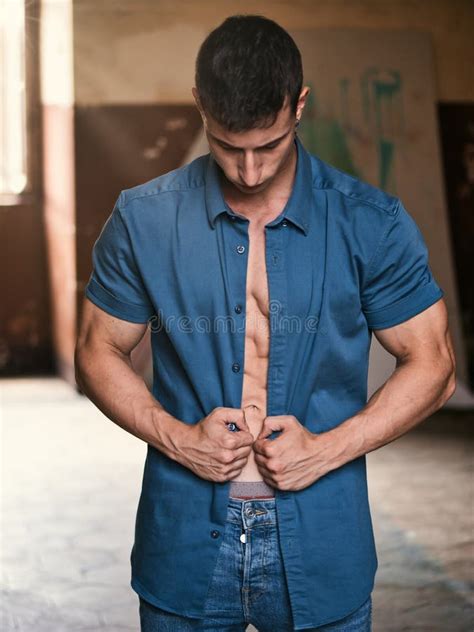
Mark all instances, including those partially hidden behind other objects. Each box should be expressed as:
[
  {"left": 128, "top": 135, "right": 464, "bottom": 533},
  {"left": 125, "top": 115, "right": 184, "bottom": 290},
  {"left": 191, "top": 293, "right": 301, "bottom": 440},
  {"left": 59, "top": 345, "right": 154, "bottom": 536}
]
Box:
[
  {"left": 253, "top": 415, "right": 322, "bottom": 491},
  {"left": 176, "top": 407, "right": 254, "bottom": 482}
]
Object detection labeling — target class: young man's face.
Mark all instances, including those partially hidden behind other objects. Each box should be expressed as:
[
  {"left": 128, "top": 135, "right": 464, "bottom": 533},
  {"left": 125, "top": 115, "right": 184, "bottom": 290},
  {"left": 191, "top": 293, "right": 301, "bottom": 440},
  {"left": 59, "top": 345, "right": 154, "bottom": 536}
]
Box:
[{"left": 193, "top": 89, "right": 307, "bottom": 197}]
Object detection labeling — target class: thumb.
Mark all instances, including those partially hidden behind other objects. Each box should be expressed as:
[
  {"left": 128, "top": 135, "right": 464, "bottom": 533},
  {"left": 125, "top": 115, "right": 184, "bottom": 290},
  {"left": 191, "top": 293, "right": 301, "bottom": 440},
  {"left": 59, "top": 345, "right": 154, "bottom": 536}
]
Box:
[{"left": 257, "top": 415, "right": 286, "bottom": 440}]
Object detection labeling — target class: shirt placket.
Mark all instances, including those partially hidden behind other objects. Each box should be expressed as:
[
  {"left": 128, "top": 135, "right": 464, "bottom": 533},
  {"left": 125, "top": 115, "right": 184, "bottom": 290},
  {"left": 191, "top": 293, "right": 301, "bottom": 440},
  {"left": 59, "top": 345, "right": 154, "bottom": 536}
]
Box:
[
  {"left": 210, "top": 211, "right": 250, "bottom": 526},
  {"left": 230, "top": 214, "right": 251, "bottom": 393},
  {"left": 264, "top": 222, "right": 287, "bottom": 416},
  {"left": 265, "top": 220, "right": 314, "bottom": 629}
]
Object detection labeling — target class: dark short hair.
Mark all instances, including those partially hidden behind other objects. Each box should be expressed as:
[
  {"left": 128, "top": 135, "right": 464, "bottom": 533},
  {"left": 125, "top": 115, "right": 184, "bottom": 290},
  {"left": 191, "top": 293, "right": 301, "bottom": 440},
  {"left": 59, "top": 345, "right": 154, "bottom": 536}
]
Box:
[{"left": 195, "top": 14, "right": 303, "bottom": 132}]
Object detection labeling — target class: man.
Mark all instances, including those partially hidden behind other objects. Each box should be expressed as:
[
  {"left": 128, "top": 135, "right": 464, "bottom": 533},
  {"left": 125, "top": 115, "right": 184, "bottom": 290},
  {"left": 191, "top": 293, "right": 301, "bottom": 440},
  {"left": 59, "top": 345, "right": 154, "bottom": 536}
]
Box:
[{"left": 75, "top": 14, "right": 456, "bottom": 632}]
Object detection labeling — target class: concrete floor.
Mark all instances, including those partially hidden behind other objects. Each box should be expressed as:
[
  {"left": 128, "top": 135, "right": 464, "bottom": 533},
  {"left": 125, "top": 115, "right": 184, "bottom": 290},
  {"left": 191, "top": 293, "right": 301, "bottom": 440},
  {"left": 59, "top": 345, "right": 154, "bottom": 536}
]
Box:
[{"left": 1, "top": 377, "right": 473, "bottom": 631}]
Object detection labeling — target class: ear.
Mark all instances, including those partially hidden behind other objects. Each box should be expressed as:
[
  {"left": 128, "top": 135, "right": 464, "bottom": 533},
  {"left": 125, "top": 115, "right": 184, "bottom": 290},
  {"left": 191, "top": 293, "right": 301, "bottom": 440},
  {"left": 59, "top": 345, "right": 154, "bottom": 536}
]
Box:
[
  {"left": 296, "top": 85, "right": 311, "bottom": 122},
  {"left": 192, "top": 88, "right": 207, "bottom": 124}
]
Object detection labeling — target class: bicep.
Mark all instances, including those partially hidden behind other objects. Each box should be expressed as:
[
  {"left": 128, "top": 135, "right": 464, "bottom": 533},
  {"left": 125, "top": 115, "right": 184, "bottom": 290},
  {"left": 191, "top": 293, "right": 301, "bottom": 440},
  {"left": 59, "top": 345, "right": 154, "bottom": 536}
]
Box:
[
  {"left": 77, "top": 296, "right": 148, "bottom": 358},
  {"left": 372, "top": 297, "right": 455, "bottom": 369}
]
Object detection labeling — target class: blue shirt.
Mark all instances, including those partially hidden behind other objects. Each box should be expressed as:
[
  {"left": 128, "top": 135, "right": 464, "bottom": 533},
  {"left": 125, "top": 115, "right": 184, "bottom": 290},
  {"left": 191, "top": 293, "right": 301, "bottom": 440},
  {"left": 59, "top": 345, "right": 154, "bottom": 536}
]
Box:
[{"left": 84, "top": 135, "right": 444, "bottom": 629}]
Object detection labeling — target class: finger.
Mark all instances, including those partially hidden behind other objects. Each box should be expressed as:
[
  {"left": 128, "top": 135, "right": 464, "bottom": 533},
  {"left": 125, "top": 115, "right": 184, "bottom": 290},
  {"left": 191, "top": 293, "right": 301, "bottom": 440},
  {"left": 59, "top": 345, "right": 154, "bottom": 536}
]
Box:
[
  {"left": 253, "top": 451, "right": 270, "bottom": 468},
  {"left": 236, "top": 430, "right": 255, "bottom": 448},
  {"left": 217, "top": 407, "right": 248, "bottom": 432},
  {"left": 257, "top": 415, "right": 289, "bottom": 440},
  {"left": 231, "top": 446, "right": 251, "bottom": 463},
  {"left": 222, "top": 427, "right": 254, "bottom": 449},
  {"left": 254, "top": 459, "right": 272, "bottom": 480},
  {"left": 262, "top": 475, "right": 276, "bottom": 488},
  {"left": 224, "top": 425, "right": 255, "bottom": 448},
  {"left": 234, "top": 445, "right": 252, "bottom": 458},
  {"left": 253, "top": 438, "right": 272, "bottom": 456},
  {"left": 256, "top": 427, "right": 273, "bottom": 441},
  {"left": 226, "top": 457, "right": 249, "bottom": 478},
  {"left": 256, "top": 419, "right": 277, "bottom": 440},
  {"left": 229, "top": 455, "right": 248, "bottom": 469}
]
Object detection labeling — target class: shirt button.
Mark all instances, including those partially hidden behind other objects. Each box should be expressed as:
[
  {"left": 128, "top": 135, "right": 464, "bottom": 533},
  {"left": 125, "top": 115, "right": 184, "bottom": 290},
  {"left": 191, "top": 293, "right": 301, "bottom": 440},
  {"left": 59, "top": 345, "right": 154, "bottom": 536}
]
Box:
[
  {"left": 282, "top": 220, "right": 288, "bottom": 227},
  {"left": 232, "top": 363, "right": 240, "bottom": 373},
  {"left": 234, "top": 304, "right": 242, "bottom": 314},
  {"left": 236, "top": 245, "right": 246, "bottom": 254},
  {"left": 210, "top": 530, "right": 220, "bottom": 539},
  {"left": 230, "top": 214, "right": 237, "bottom": 221},
  {"left": 245, "top": 508, "right": 255, "bottom": 517}
]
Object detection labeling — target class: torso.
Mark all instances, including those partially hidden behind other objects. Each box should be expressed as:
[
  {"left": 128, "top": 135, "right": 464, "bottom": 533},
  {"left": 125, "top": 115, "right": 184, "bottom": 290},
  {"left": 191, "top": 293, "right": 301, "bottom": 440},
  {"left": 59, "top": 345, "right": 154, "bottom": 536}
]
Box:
[
  {"left": 221, "top": 150, "right": 296, "bottom": 481},
  {"left": 236, "top": 217, "right": 270, "bottom": 480},
  {"left": 224, "top": 208, "right": 282, "bottom": 481}
]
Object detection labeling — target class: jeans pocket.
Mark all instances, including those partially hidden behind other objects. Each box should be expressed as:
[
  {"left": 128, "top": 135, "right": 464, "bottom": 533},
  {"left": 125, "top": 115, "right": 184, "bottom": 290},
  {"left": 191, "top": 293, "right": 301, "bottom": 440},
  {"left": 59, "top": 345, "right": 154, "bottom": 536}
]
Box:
[{"left": 202, "top": 521, "right": 242, "bottom": 615}]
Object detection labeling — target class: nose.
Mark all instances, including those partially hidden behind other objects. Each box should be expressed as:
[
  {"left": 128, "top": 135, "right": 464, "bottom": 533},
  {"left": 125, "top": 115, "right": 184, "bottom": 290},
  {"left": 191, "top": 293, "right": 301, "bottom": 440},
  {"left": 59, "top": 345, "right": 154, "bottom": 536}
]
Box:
[{"left": 239, "top": 151, "right": 261, "bottom": 187}]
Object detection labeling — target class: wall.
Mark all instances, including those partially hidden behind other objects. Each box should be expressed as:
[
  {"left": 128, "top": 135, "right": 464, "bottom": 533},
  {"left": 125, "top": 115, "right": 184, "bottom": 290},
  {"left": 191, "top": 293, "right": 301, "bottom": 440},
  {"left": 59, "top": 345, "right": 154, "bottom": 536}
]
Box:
[
  {"left": 4, "top": 0, "right": 473, "bottom": 388},
  {"left": 0, "top": 0, "right": 51, "bottom": 376},
  {"left": 71, "top": 0, "right": 474, "bottom": 401},
  {"left": 72, "top": 0, "right": 474, "bottom": 104},
  {"left": 40, "top": 0, "right": 76, "bottom": 383}
]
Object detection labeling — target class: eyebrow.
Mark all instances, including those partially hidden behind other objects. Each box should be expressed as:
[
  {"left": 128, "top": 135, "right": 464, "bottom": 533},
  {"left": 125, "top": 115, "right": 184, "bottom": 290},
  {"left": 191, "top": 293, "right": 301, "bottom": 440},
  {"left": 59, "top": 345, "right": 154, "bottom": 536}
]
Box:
[{"left": 208, "top": 128, "right": 292, "bottom": 150}]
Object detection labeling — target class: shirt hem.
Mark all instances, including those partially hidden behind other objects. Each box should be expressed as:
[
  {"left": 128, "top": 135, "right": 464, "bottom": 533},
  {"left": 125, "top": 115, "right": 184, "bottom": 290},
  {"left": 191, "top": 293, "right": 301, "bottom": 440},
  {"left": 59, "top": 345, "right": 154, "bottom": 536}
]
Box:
[
  {"left": 292, "top": 586, "right": 374, "bottom": 630},
  {"left": 131, "top": 576, "right": 205, "bottom": 620},
  {"left": 364, "top": 283, "right": 443, "bottom": 330},
  {"left": 85, "top": 278, "right": 154, "bottom": 324},
  {"left": 131, "top": 575, "right": 374, "bottom": 630}
]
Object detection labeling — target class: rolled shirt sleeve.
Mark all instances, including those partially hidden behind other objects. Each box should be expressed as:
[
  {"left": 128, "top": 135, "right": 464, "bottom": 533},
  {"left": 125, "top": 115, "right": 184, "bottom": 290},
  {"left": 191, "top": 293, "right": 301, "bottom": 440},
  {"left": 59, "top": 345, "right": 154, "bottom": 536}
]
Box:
[
  {"left": 361, "top": 199, "right": 444, "bottom": 330},
  {"left": 84, "top": 193, "right": 155, "bottom": 323}
]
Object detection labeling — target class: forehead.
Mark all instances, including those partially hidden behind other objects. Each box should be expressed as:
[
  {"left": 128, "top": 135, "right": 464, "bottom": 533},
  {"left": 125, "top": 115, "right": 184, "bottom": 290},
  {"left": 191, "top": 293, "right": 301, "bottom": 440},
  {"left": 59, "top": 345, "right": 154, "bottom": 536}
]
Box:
[{"left": 204, "top": 101, "right": 294, "bottom": 149}]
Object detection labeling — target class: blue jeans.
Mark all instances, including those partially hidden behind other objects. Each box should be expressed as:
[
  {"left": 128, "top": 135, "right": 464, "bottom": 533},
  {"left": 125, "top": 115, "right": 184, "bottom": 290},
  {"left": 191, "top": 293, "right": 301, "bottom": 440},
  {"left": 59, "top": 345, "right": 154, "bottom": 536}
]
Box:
[{"left": 138, "top": 496, "right": 372, "bottom": 631}]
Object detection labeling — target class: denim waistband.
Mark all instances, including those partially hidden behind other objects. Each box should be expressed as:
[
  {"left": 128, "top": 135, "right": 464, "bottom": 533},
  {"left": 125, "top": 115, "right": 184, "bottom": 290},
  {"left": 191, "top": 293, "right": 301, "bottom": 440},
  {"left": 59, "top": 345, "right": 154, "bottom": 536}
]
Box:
[{"left": 226, "top": 495, "right": 277, "bottom": 528}]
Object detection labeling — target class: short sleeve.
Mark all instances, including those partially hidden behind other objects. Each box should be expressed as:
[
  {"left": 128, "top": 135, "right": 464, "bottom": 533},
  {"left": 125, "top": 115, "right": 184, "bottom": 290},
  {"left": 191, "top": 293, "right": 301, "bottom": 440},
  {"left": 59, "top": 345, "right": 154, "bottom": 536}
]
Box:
[
  {"left": 361, "top": 199, "right": 444, "bottom": 330},
  {"left": 84, "top": 193, "right": 155, "bottom": 323}
]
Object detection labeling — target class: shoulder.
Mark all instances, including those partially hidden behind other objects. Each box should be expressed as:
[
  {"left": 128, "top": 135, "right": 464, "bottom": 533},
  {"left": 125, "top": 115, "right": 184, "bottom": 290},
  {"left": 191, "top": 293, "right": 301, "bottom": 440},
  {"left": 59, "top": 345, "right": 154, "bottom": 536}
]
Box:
[
  {"left": 308, "top": 152, "right": 399, "bottom": 217},
  {"left": 118, "top": 153, "right": 209, "bottom": 209}
]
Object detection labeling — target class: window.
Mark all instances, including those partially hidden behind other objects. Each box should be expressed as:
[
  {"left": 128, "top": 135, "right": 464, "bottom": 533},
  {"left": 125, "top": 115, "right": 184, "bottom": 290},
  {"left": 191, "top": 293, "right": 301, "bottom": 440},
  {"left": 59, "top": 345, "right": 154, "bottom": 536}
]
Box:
[{"left": 0, "top": 0, "right": 27, "bottom": 196}]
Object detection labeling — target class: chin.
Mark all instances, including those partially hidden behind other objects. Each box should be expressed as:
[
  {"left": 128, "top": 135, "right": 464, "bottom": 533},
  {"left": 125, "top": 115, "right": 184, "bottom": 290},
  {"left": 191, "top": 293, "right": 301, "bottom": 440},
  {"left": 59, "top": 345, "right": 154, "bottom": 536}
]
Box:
[{"left": 238, "top": 181, "right": 267, "bottom": 192}]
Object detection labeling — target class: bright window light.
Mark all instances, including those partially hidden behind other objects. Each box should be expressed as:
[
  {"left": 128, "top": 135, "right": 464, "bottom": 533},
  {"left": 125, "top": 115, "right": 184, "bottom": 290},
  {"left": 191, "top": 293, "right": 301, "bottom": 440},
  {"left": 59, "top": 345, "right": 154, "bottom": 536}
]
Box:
[{"left": 0, "top": 0, "right": 27, "bottom": 195}]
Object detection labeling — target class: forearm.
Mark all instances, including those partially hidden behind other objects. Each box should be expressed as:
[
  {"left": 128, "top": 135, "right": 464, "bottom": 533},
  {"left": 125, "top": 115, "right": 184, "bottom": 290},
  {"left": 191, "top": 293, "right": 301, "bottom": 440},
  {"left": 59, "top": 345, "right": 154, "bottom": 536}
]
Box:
[
  {"left": 75, "top": 345, "right": 187, "bottom": 461},
  {"left": 316, "top": 357, "right": 455, "bottom": 475}
]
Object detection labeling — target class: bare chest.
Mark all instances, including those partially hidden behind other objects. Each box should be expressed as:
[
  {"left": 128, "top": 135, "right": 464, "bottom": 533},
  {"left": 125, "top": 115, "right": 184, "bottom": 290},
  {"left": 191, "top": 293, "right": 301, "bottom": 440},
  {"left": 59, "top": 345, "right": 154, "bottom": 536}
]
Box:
[{"left": 245, "top": 224, "right": 270, "bottom": 322}]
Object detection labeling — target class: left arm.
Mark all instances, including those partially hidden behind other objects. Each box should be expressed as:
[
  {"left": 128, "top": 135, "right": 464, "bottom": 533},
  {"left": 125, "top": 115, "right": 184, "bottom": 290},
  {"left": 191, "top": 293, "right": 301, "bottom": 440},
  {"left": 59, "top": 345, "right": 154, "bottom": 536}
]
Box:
[
  {"left": 316, "top": 296, "right": 456, "bottom": 476},
  {"left": 253, "top": 297, "right": 456, "bottom": 490}
]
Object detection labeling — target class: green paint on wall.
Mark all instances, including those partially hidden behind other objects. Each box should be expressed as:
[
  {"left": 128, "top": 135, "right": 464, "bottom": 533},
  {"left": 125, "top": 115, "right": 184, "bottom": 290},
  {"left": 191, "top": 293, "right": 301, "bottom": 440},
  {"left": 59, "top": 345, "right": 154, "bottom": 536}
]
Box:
[
  {"left": 299, "top": 72, "right": 404, "bottom": 195},
  {"left": 299, "top": 83, "right": 359, "bottom": 177}
]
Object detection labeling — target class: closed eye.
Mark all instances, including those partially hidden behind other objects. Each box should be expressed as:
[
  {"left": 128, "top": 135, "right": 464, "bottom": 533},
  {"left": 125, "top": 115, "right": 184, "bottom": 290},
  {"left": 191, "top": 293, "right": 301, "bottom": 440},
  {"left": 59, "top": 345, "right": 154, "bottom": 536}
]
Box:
[{"left": 220, "top": 143, "right": 280, "bottom": 152}]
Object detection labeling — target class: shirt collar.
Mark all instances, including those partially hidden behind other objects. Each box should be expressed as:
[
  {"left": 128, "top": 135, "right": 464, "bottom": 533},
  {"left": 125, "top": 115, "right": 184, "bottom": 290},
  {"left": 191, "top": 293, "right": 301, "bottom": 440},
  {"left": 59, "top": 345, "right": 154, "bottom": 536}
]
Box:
[{"left": 205, "top": 134, "right": 313, "bottom": 236}]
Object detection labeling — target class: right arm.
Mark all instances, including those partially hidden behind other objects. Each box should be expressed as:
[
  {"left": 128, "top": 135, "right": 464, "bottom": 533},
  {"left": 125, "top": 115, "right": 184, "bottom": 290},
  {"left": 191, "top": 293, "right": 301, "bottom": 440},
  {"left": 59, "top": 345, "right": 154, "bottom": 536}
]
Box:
[
  {"left": 74, "top": 297, "right": 253, "bottom": 480},
  {"left": 75, "top": 297, "right": 187, "bottom": 459}
]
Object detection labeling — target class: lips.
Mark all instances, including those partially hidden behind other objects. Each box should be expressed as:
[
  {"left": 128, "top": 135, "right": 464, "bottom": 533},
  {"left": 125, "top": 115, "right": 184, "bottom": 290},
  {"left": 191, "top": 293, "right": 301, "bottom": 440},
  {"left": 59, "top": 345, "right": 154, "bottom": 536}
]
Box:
[{"left": 238, "top": 181, "right": 262, "bottom": 190}]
